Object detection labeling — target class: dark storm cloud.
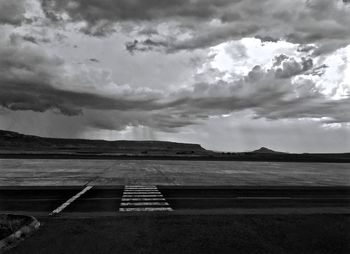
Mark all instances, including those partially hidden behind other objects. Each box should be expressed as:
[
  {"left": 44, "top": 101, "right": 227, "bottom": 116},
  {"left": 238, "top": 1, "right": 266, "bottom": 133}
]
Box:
[
  {"left": 0, "top": 42, "right": 163, "bottom": 116},
  {"left": 9, "top": 33, "right": 52, "bottom": 45},
  {"left": 0, "top": 0, "right": 27, "bottom": 25},
  {"left": 137, "top": 27, "right": 159, "bottom": 36},
  {"left": 41, "top": 0, "right": 237, "bottom": 37},
  {"left": 0, "top": 80, "right": 160, "bottom": 116},
  {"left": 307, "top": 64, "right": 328, "bottom": 77},
  {"left": 255, "top": 35, "right": 279, "bottom": 43},
  {"left": 41, "top": 0, "right": 235, "bottom": 23},
  {"left": 125, "top": 39, "right": 169, "bottom": 53},
  {"left": 297, "top": 44, "right": 315, "bottom": 52},
  {"left": 254, "top": 96, "right": 350, "bottom": 124},
  {"left": 125, "top": 40, "right": 139, "bottom": 53},
  {"left": 41, "top": 0, "right": 350, "bottom": 54},
  {"left": 79, "top": 20, "right": 116, "bottom": 37},
  {"left": 126, "top": 23, "right": 260, "bottom": 53},
  {"left": 21, "top": 35, "right": 39, "bottom": 44}
]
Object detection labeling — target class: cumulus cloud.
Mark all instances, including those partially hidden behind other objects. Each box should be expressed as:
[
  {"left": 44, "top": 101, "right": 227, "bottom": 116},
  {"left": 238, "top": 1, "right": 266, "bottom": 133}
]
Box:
[
  {"left": 1, "top": 33, "right": 348, "bottom": 132},
  {"left": 273, "top": 55, "right": 313, "bottom": 78},
  {"left": 80, "top": 57, "right": 350, "bottom": 131}
]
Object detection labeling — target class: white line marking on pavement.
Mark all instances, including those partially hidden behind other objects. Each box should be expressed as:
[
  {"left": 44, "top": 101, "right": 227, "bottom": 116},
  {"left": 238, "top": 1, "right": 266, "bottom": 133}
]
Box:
[
  {"left": 123, "top": 191, "right": 160, "bottom": 195},
  {"left": 125, "top": 187, "right": 158, "bottom": 189},
  {"left": 121, "top": 202, "right": 170, "bottom": 207},
  {"left": 122, "top": 195, "right": 164, "bottom": 198},
  {"left": 49, "top": 186, "right": 93, "bottom": 216},
  {"left": 120, "top": 207, "right": 173, "bottom": 212},
  {"left": 122, "top": 198, "right": 165, "bottom": 201},
  {"left": 119, "top": 185, "right": 173, "bottom": 212},
  {"left": 124, "top": 186, "right": 154, "bottom": 188},
  {"left": 236, "top": 197, "right": 292, "bottom": 200}
]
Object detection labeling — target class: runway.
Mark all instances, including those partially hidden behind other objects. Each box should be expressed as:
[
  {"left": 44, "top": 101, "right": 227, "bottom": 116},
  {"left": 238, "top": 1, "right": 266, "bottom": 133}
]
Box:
[{"left": 1, "top": 186, "right": 349, "bottom": 216}]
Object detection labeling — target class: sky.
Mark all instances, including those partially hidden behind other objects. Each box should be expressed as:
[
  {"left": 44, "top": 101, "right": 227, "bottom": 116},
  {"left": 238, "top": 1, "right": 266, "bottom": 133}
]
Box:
[{"left": 0, "top": 0, "right": 349, "bottom": 153}]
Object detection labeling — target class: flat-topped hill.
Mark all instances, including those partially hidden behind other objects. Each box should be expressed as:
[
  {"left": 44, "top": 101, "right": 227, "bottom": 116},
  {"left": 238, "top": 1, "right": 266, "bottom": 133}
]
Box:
[
  {"left": 1, "top": 130, "right": 349, "bottom": 162},
  {"left": 0, "top": 130, "right": 208, "bottom": 155}
]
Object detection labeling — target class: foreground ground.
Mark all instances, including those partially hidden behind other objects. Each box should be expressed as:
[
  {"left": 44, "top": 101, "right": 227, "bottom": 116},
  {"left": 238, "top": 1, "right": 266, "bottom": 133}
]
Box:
[
  {"left": 7, "top": 214, "right": 350, "bottom": 254},
  {"left": 2, "top": 186, "right": 349, "bottom": 253},
  {"left": 1, "top": 159, "right": 349, "bottom": 253}
]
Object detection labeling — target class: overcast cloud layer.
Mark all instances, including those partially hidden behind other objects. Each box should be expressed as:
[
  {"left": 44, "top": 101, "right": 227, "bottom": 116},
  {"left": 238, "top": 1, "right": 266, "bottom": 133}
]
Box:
[{"left": 0, "top": 0, "right": 349, "bottom": 152}]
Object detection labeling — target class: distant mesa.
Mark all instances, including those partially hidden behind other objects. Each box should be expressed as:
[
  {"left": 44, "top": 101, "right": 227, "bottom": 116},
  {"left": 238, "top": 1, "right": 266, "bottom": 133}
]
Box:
[
  {"left": 251, "top": 147, "right": 285, "bottom": 154},
  {"left": 0, "top": 129, "right": 208, "bottom": 156},
  {"left": 1, "top": 130, "right": 350, "bottom": 163}
]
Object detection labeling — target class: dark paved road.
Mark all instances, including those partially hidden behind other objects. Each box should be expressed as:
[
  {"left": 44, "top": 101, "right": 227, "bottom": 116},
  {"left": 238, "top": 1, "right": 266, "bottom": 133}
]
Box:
[{"left": 1, "top": 186, "right": 350, "bottom": 216}]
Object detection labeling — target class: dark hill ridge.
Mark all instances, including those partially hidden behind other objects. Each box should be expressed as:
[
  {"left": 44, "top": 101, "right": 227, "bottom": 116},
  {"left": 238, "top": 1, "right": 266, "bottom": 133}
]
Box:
[
  {"left": 0, "top": 130, "right": 208, "bottom": 155},
  {"left": 0, "top": 130, "right": 349, "bottom": 162},
  {"left": 251, "top": 147, "right": 286, "bottom": 154}
]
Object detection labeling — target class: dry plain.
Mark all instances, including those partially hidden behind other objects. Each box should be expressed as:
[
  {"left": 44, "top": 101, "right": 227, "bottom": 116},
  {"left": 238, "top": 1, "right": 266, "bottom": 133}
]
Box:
[{"left": 1, "top": 159, "right": 349, "bottom": 186}]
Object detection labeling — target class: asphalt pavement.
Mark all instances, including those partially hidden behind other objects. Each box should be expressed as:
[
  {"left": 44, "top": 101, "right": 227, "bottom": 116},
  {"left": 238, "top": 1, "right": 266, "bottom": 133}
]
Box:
[{"left": 1, "top": 186, "right": 350, "bottom": 216}]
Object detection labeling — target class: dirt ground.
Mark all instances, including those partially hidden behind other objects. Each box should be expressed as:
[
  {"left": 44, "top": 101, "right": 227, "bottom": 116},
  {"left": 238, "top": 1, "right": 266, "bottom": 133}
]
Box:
[{"left": 1, "top": 159, "right": 349, "bottom": 186}]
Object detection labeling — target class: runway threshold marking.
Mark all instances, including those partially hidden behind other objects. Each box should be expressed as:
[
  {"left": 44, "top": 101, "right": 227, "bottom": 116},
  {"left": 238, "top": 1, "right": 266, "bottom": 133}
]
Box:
[
  {"left": 122, "top": 194, "right": 163, "bottom": 197},
  {"left": 49, "top": 185, "right": 93, "bottom": 216},
  {"left": 236, "top": 197, "right": 292, "bottom": 200},
  {"left": 119, "top": 185, "right": 173, "bottom": 212}
]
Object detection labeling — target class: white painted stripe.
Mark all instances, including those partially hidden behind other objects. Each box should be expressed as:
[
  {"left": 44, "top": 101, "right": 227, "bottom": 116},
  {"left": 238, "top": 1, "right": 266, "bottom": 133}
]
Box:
[
  {"left": 49, "top": 186, "right": 93, "bottom": 215},
  {"left": 125, "top": 186, "right": 156, "bottom": 188},
  {"left": 119, "top": 185, "right": 173, "bottom": 212},
  {"left": 122, "top": 194, "right": 163, "bottom": 198},
  {"left": 236, "top": 197, "right": 292, "bottom": 200},
  {"left": 125, "top": 186, "right": 157, "bottom": 189},
  {"left": 120, "top": 207, "right": 173, "bottom": 212},
  {"left": 123, "top": 192, "right": 161, "bottom": 195},
  {"left": 123, "top": 191, "right": 161, "bottom": 195},
  {"left": 121, "top": 202, "right": 170, "bottom": 206},
  {"left": 122, "top": 198, "right": 165, "bottom": 201}
]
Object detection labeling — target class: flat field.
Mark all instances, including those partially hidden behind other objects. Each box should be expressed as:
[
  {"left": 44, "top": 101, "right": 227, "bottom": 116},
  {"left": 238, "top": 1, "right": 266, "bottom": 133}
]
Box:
[{"left": 0, "top": 159, "right": 349, "bottom": 186}]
